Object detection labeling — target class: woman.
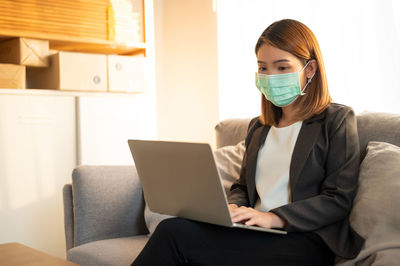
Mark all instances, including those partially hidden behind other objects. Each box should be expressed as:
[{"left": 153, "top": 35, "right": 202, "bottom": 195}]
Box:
[{"left": 132, "top": 19, "right": 364, "bottom": 266}]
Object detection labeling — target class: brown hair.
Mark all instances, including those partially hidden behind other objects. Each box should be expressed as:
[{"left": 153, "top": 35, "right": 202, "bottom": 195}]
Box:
[{"left": 255, "top": 19, "right": 331, "bottom": 126}]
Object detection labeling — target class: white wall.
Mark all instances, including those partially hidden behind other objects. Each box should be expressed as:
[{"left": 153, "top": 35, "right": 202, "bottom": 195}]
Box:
[{"left": 154, "top": 0, "right": 219, "bottom": 147}]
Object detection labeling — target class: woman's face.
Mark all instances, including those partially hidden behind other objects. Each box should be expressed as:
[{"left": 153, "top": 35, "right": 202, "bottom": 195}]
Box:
[{"left": 256, "top": 44, "right": 312, "bottom": 87}]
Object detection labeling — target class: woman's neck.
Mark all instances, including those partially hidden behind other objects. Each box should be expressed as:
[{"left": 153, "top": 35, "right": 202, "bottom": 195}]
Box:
[{"left": 277, "top": 105, "right": 298, "bottom": 127}]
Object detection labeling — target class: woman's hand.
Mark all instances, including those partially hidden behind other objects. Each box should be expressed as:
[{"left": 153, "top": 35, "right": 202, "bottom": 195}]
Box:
[
  {"left": 229, "top": 205, "right": 286, "bottom": 229},
  {"left": 228, "top": 204, "right": 239, "bottom": 213}
]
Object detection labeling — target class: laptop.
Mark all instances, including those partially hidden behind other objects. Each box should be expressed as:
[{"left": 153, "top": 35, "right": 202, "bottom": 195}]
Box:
[{"left": 128, "top": 139, "right": 287, "bottom": 235}]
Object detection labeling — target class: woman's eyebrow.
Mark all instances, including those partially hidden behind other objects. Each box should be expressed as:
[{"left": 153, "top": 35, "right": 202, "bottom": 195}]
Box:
[
  {"left": 257, "top": 59, "right": 290, "bottom": 64},
  {"left": 273, "top": 59, "right": 290, "bottom": 64}
]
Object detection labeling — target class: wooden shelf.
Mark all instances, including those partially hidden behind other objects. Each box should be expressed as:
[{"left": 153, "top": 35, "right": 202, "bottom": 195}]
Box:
[
  {"left": 0, "top": 29, "right": 146, "bottom": 55},
  {"left": 50, "top": 38, "right": 146, "bottom": 55},
  {"left": 0, "top": 88, "right": 144, "bottom": 97}
]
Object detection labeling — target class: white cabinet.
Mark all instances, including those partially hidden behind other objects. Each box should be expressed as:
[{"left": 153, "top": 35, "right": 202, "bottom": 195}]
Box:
[
  {"left": 77, "top": 95, "right": 145, "bottom": 165},
  {"left": 0, "top": 94, "right": 76, "bottom": 258}
]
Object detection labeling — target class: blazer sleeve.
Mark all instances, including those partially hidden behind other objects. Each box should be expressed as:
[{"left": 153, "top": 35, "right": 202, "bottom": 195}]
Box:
[
  {"left": 270, "top": 108, "right": 360, "bottom": 232},
  {"left": 227, "top": 117, "right": 259, "bottom": 207}
]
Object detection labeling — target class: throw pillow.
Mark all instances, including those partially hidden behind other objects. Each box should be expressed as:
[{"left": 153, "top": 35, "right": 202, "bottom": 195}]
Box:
[
  {"left": 336, "top": 141, "right": 400, "bottom": 266},
  {"left": 144, "top": 141, "right": 245, "bottom": 235},
  {"left": 214, "top": 140, "right": 245, "bottom": 194}
]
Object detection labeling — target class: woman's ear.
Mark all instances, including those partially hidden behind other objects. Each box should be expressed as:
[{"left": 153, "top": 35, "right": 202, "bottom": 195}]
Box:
[{"left": 306, "top": 59, "right": 318, "bottom": 79}]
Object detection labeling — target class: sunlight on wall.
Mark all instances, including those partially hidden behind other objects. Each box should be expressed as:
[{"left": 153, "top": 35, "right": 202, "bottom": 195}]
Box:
[{"left": 154, "top": 0, "right": 219, "bottom": 146}]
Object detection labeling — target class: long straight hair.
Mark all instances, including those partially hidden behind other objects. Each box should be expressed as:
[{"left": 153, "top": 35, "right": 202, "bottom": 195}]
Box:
[{"left": 255, "top": 19, "right": 331, "bottom": 126}]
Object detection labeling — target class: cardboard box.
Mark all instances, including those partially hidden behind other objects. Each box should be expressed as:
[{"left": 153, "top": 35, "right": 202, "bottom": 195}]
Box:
[
  {"left": 0, "top": 38, "right": 49, "bottom": 67},
  {"left": 0, "top": 64, "right": 25, "bottom": 89},
  {"left": 107, "top": 55, "right": 146, "bottom": 93},
  {"left": 27, "top": 51, "right": 108, "bottom": 91}
]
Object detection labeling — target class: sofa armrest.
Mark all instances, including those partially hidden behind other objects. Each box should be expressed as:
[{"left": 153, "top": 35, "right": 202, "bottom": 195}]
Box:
[
  {"left": 63, "top": 184, "right": 74, "bottom": 251},
  {"left": 71, "top": 165, "right": 148, "bottom": 247}
]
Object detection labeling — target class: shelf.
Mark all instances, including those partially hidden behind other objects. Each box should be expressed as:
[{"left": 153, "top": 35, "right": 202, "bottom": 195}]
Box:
[
  {"left": 50, "top": 38, "right": 146, "bottom": 55},
  {"left": 0, "top": 29, "right": 146, "bottom": 55},
  {"left": 0, "top": 88, "right": 143, "bottom": 97}
]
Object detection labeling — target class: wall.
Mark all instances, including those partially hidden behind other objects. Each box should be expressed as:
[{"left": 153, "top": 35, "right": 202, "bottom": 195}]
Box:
[{"left": 154, "top": 0, "right": 219, "bottom": 147}]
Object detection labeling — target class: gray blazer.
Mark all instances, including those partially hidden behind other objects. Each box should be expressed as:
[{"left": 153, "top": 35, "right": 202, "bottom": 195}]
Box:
[{"left": 228, "top": 103, "right": 365, "bottom": 259}]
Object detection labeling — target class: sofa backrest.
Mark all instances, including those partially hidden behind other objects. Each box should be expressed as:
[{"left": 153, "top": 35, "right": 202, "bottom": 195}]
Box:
[
  {"left": 356, "top": 111, "right": 400, "bottom": 158},
  {"left": 214, "top": 112, "right": 400, "bottom": 158},
  {"left": 215, "top": 118, "right": 251, "bottom": 148}
]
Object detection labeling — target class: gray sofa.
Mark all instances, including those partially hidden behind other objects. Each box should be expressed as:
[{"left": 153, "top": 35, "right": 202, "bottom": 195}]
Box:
[{"left": 63, "top": 111, "right": 400, "bottom": 266}]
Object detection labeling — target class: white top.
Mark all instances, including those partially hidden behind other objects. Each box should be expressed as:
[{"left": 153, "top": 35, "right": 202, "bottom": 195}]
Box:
[{"left": 254, "top": 121, "right": 303, "bottom": 212}]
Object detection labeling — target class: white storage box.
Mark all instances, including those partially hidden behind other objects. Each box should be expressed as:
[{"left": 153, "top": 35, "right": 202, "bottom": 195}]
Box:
[
  {"left": 107, "top": 55, "right": 146, "bottom": 93},
  {"left": 27, "top": 51, "right": 107, "bottom": 91}
]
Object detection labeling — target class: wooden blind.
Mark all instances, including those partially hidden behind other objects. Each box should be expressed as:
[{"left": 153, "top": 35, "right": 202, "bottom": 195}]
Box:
[{"left": 0, "top": 0, "right": 110, "bottom": 41}]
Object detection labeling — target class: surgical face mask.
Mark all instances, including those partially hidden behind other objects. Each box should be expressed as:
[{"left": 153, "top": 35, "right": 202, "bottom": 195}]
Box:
[{"left": 255, "top": 61, "right": 314, "bottom": 107}]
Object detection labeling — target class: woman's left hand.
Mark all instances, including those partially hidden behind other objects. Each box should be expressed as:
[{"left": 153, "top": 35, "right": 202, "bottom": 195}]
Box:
[{"left": 230, "top": 206, "right": 286, "bottom": 229}]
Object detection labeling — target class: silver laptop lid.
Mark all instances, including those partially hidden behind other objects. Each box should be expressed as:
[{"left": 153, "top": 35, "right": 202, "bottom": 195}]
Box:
[{"left": 128, "top": 139, "right": 233, "bottom": 227}]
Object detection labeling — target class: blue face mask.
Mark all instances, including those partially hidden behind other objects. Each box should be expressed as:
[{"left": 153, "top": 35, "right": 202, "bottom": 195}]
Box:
[{"left": 255, "top": 62, "right": 314, "bottom": 107}]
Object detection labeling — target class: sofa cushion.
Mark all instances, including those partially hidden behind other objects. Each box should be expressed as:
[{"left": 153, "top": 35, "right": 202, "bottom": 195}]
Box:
[
  {"left": 336, "top": 141, "right": 400, "bottom": 266},
  {"left": 67, "top": 235, "right": 148, "bottom": 266},
  {"left": 72, "top": 165, "right": 147, "bottom": 247},
  {"left": 144, "top": 141, "right": 246, "bottom": 235}
]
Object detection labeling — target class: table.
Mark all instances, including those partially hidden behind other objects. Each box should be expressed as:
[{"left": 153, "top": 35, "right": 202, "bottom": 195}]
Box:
[{"left": 0, "top": 242, "right": 78, "bottom": 266}]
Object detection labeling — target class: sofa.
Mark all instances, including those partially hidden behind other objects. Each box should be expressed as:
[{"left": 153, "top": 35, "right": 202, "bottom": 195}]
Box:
[{"left": 63, "top": 111, "right": 400, "bottom": 266}]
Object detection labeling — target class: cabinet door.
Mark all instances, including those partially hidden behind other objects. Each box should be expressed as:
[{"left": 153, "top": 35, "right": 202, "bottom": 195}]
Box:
[
  {"left": 0, "top": 94, "right": 76, "bottom": 258},
  {"left": 77, "top": 95, "right": 149, "bottom": 165}
]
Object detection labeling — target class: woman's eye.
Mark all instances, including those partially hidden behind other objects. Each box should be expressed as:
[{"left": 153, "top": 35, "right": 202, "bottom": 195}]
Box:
[
  {"left": 278, "top": 66, "right": 288, "bottom": 71},
  {"left": 258, "top": 66, "right": 267, "bottom": 71}
]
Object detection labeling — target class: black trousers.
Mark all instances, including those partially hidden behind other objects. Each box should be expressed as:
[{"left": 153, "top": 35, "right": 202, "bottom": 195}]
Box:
[{"left": 132, "top": 218, "right": 335, "bottom": 266}]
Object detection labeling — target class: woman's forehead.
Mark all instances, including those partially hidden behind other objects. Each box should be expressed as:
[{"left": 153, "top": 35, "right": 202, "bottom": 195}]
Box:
[{"left": 257, "top": 44, "right": 299, "bottom": 63}]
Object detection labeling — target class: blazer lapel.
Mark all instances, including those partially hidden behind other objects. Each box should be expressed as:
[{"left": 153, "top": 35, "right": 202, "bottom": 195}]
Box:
[
  {"left": 289, "top": 118, "right": 323, "bottom": 194},
  {"left": 246, "top": 125, "right": 270, "bottom": 206}
]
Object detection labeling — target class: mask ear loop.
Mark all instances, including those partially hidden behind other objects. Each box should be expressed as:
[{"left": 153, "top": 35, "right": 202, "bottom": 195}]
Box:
[
  {"left": 300, "top": 61, "right": 315, "bottom": 95},
  {"left": 300, "top": 73, "right": 315, "bottom": 95}
]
